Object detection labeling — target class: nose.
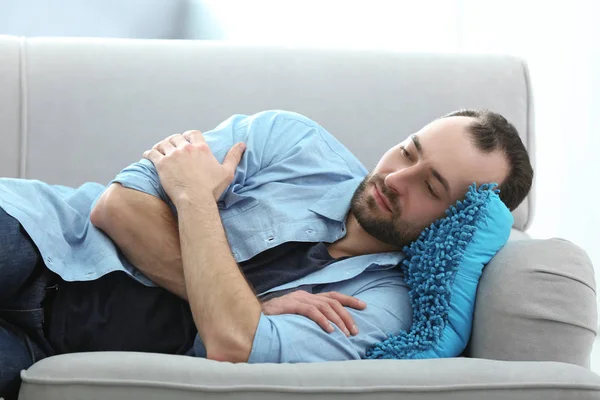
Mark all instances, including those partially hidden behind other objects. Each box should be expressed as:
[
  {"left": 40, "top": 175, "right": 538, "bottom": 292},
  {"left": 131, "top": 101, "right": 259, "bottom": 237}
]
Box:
[{"left": 383, "top": 165, "right": 423, "bottom": 196}]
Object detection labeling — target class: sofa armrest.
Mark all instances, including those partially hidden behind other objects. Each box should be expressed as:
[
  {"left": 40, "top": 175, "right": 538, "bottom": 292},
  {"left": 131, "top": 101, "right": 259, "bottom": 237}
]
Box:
[
  {"left": 466, "top": 238, "right": 598, "bottom": 368},
  {"left": 19, "top": 352, "right": 600, "bottom": 400}
]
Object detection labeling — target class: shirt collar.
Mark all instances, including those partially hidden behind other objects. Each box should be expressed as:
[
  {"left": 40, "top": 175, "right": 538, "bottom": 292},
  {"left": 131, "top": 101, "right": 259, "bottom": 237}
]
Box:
[{"left": 309, "top": 177, "right": 364, "bottom": 223}]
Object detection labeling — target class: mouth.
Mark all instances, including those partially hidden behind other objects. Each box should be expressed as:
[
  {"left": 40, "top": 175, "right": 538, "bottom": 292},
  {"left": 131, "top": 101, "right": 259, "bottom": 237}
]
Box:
[{"left": 373, "top": 184, "right": 393, "bottom": 213}]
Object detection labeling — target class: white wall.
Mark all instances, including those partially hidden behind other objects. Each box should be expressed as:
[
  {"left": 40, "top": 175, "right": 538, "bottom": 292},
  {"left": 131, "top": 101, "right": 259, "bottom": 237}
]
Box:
[
  {"left": 0, "top": 0, "right": 188, "bottom": 38},
  {"left": 459, "top": 0, "right": 600, "bottom": 284}
]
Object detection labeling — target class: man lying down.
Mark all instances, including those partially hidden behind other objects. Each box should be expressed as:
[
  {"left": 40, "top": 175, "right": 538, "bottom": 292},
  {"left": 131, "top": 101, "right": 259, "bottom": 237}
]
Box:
[{"left": 0, "top": 109, "right": 533, "bottom": 398}]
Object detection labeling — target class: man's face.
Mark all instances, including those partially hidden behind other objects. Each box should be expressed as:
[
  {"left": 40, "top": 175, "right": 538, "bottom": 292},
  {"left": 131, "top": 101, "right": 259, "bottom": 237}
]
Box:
[{"left": 350, "top": 116, "right": 509, "bottom": 247}]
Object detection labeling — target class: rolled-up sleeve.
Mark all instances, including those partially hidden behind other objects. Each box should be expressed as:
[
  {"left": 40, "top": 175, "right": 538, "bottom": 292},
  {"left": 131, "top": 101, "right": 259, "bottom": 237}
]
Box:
[
  {"left": 109, "top": 158, "right": 171, "bottom": 202},
  {"left": 191, "top": 272, "right": 413, "bottom": 363}
]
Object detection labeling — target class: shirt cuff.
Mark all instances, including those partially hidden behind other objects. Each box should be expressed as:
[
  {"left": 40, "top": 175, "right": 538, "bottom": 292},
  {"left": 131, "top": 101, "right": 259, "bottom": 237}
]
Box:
[{"left": 108, "top": 159, "right": 176, "bottom": 214}]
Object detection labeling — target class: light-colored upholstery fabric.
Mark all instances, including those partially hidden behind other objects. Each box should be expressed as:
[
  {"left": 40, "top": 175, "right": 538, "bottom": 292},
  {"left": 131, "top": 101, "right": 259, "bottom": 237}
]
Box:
[
  {"left": 467, "top": 238, "right": 598, "bottom": 368},
  {"left": 19, "top": 352, "right": 600, "bottom": 400},
  {"left": 10, "top": 37, "right": 534, "bottom": 229},
  {"left": 0, "top": 36, "right": 21, "bottom": 178},
  {"left": 509, "top": 228, "right": 531, "bottom": 241},
  {"left": 0, "top": 35, "right": 595, "bottom": 400}
]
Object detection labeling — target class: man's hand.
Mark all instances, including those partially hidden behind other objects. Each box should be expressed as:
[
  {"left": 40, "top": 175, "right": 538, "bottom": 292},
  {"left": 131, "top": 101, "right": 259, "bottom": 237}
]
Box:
[
  {"left": 261, "top": 290, "right": 367, "bottom": 337},
  {"left": 143, "top": 130, "right": 246, "bottom": 204}
]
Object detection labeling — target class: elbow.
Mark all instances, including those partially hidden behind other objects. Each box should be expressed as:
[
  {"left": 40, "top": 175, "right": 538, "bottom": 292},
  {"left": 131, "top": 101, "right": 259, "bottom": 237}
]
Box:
[
  {"left": 90, "top": 183, "right": 122, "bottom": 228},
  {"left": 206, "top": 345, "right": 251, "bottom": 364},
  {"left": 203, "top": 304, "right": 261, "bottom": 363},
  {"left": 89, "top": 201, "right": 106, "bottom": 227},
  {"left": 205, "top": 335, "right": 253, "bottom": 363}
]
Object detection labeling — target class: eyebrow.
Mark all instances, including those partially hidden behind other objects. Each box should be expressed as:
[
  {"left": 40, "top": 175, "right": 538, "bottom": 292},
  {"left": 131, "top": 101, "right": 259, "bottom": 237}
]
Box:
[{"left": 410, "top": 135, "right": 451, "bottom": 197}]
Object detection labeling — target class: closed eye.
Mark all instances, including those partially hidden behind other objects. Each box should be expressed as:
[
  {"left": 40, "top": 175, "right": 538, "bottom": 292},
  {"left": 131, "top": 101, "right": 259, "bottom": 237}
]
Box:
[
  {"left": 426, "top": 181, "right": 440, "bottom": 199},
  {"left": 401, "top": 141, "right": 448, "bottom": 200},
  {"left": 400, "top": 145, "right": 411, "bottom": 159}
]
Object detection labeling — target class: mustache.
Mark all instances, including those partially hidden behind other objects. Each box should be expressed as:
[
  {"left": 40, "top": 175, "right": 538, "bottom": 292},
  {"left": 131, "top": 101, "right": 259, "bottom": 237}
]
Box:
[
  {"left": 373, "top": 177, "right": 397, "bottom": 202},
  {"left": 379, "top": 185, "right": 396, "bottom": 205}
]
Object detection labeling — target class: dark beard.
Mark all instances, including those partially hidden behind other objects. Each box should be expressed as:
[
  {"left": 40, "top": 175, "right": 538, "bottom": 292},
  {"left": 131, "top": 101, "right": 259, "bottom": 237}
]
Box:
[{"left": 349, "top": 173, "right": 421, "bottom": 248}]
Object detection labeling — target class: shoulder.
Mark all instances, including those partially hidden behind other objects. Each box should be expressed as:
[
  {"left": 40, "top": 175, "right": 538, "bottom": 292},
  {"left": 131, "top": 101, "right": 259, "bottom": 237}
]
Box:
[
  {"left": 245, "top": 110, "right": 368, "bottom": 177},
  {"left": 238, "top": 110, "right": 322, "bottom": 139}
]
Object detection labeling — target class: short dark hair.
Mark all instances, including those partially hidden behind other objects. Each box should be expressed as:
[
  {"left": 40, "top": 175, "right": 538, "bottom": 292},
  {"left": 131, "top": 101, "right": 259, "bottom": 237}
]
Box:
[{"left": 442, "top": 109, "right": 534, "bottom": 211}]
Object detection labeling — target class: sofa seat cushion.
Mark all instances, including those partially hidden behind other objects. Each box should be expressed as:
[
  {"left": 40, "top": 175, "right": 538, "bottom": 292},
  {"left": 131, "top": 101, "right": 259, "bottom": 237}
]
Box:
[{"left": 19, "top": 352, "right": 600, "bottom": 400}]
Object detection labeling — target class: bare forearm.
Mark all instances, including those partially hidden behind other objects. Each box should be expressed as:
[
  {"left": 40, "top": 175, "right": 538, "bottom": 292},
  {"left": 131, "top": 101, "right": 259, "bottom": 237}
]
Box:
[
  {"left": 176, "top": 192, "right": 261, "bottom": 362},
  {"left": 90, "top": 183, "right": 188, "bottom": 300}
]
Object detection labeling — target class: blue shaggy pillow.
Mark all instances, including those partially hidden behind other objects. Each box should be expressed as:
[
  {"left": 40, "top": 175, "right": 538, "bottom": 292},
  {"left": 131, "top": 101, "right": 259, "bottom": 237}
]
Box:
[{"left": 365, "top": 183, "right": 513, "bottom": 359}]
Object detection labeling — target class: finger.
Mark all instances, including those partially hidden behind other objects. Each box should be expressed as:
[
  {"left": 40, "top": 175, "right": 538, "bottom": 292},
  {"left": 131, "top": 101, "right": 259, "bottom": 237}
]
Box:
[
  {"left": 296, "top": 304, "right": 335, "bottom": 333},
  {"left": 315, "top": 301, "right": 352, "bottom": 336},
  {"left": 296, "top": 297, "right": 350, "bottom": 336},
  {"left": 153, "top": 134, "right": 180, "bottom": 150},
  {"left": 182, "top": 130, "right": 205, "bottom": 145},
  {"left": 222, "top": 142, "right": 246, "bottom": 173},
  {"left": 318, "top": 292, "right": 367, "bottom": 310},
  {"left": 142, "top": 148, "right": 163, "bottom": 165},
  {"left": 169, "top": 134, "right": 189, "bottom": 148},
  {"left": 291, "top": 291, "right": 350, "bottom": 335},
  {"left": 324, "top": 298, "right": 359, "bottom": 336},
  {"left": 155, "top": 140, "right": 176, "bottom": 156}
]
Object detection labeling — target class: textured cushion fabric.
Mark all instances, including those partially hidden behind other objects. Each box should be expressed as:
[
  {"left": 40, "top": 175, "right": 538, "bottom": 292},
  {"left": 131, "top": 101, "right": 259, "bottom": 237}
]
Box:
[
  {"left": 466, "top": 238, "right": 598, "bottom": 369},
  {"left": 19, "top": 352, "right": 600, "bottom": 400},
  {"left": 367, "top": 184, "right": 513, "bottom": 359}
]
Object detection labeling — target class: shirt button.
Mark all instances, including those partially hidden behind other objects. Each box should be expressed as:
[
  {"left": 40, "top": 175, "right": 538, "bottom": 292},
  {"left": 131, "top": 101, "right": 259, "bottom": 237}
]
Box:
[
  {"left": 267, "top": 236, "right": 275, "bottom": 242},
  {"left": 306, "top": 229, "right": 314, "bottom": 234},
  {"left": 45, "top": 256, "right": 53, "bottom": 265}
]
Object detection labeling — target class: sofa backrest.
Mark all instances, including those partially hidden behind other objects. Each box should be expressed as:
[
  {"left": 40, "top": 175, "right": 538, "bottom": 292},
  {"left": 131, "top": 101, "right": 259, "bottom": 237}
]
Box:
[{"left": 0, "top": 35, "right": 535, "bottom": 231}]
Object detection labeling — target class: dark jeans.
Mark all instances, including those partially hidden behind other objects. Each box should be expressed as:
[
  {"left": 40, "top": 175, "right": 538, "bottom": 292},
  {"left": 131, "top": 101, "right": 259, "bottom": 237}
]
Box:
[{"left": 0, "top": 207, "right": 59, "bottom": 400}]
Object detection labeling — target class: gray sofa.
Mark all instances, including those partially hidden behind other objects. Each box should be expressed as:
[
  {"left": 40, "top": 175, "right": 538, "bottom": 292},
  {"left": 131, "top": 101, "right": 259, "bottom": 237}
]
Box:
[{"left": 0, "top": 35, "right": 598, "bottom": 400}]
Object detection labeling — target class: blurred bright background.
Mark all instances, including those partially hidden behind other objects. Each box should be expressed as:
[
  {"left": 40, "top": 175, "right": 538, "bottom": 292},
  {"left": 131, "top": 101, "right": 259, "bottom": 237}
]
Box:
[{"left": 2, "top": 0, "right": 599, "bottom": 328}]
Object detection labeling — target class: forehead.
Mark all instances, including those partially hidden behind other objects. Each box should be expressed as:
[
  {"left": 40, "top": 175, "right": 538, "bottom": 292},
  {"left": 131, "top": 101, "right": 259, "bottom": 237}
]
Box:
[
  {"left": 409, "top": 117, "right": 508, "bottom": 199},
  {"left": 418, "top": 116, "right": 474, "bottom": 140}
]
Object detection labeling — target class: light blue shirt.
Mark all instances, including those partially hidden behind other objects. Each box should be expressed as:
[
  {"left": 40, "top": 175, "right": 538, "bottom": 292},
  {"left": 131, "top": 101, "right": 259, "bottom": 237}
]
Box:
[{"left": 0, "top": 110, "right": 411, "bottom": 363}]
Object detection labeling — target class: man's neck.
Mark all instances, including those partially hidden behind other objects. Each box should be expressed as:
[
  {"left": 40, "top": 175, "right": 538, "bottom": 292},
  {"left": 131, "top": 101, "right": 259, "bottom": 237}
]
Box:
[{"left": 326, "top": 213, "right": 400, "bottom": 259}]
